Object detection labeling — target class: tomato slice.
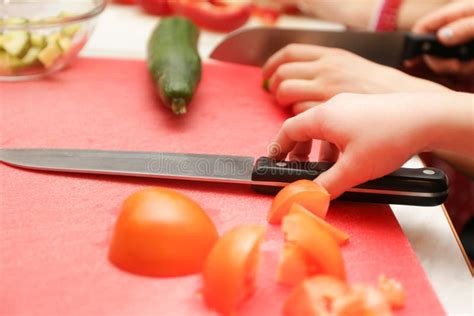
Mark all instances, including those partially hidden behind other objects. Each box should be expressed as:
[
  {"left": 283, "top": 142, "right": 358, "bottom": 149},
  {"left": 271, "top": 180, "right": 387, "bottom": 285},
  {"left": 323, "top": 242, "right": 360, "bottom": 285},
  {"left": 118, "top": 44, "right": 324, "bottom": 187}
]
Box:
[
  {"left": 268, "top": 180, "right": 330, "bottom": 225},
  {"left": 282, "top": 212, "right": 346, "bottom": 281},
  {"left": 377, "top": 275, "right": 406, "bottom": 309},
  {"left": 289, "top": 203, "right": 350, "bottom": 245},
  {"left": 202, "top": 225, "right": 265, "bottom": 315},
  {"left": 109, "top": 187, "right": 218, "bottom": 277},
  {"left": 283, "top": 275, "right": 349, "bottom": 316}
]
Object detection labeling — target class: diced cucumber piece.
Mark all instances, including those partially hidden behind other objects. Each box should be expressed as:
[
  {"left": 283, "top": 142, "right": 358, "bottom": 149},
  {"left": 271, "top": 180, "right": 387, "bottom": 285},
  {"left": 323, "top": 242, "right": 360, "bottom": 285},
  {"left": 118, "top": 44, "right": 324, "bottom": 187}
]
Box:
[
  {"left": 30, "top": 34, "right": 46, "bottom": 49},
  {"left": 46, "top": 32, "right": 61, "bottom": 45},
  {"left": 21, "top": 47, "right": 41, "bottom": 67},
  {"left": 58, "top": 37, "right": 72, "bottom": 53},
  {"left": 38, "top": 42, "right": 62, "bottom": 68},
  {"left": 2, "top": 17, "right": 28, "bottom": 25},
  {"left": 3, "top": 31, "right": 30, "bottom": 57},
  {"left": 62, "top": 24, "right": 81, "bottom": 38},
  {"left": 0, "top": 52, "right": 21, "bottom": 74}
]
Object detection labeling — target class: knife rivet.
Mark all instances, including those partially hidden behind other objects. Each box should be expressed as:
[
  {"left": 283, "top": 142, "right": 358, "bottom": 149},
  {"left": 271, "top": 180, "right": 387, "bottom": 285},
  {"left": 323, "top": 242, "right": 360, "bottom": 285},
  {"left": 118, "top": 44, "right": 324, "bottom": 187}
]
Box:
[
  {"left": 422, "top": 42, "right": 431, "bottom": 52},
  {"left": 276, "top": 162, "right": 287, "bottom": 168},
  {"left": 423, "top": 169, "right": 436, "bottom": 175}
]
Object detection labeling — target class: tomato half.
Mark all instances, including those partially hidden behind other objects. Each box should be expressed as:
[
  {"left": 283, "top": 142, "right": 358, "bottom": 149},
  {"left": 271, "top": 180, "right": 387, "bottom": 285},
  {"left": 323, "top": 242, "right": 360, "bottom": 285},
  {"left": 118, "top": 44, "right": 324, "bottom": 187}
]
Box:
[
  {"left": 289, "top": 203, "right": 350, "bottom": 245},
  {"left": 268, "top": 180, "right": 330, "bottom": 225},
  {"left": 282, "top": 212, "right": 346, "bottom": 281},
  {"left": 283, "top": 275, "right": 349, "bottom": 316},
  {"left": 138, "top": 0, "right": 173, "bottom": 16},
  {"left": 202, "top": 225, "right": 265, "bottom": 314},
  {"left": 109, "top": 187, "right": 218, "bottom": 277}
]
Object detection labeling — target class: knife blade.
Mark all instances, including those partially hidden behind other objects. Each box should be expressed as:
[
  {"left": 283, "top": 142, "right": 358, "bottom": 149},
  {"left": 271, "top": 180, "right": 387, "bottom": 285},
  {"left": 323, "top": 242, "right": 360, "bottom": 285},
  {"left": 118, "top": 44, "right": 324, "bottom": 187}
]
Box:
[
  {"left": 0, "top": 148, "right": 448, "bottom": 206},
  {"left": 210, "top": 27, "right": 474, "bottom": 67}
]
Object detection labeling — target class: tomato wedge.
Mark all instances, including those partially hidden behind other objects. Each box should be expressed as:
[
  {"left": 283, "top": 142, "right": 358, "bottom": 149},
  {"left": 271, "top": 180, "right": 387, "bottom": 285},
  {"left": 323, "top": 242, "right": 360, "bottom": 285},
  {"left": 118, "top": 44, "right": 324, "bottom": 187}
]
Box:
[
  {"left": 109, "top": 187, "right": 218, "bottom": 277},
  {"left": 202, "top": 225, "right": 265, "bottom": 314},
  {"left": 282, "top": 212, "right": 346, "bottom": 281},
  {"left": 289, "top": 203, "right": 350, "bottom": 245},
  {"left": 283, "top": 275, "right": 349, "bottom": 316},
  {"left": 268, "top": 180, "right": 330, "bottom": 225},
  {"left": 277, "top": 242, "right": 321, "bottom": 286}
]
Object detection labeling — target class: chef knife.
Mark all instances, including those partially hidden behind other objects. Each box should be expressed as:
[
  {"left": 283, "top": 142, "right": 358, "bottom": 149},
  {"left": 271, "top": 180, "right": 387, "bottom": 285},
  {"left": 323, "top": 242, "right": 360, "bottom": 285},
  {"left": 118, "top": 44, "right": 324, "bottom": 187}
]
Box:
[
  {"left": 210, "top": 27, "right": 474, "bottom": 67},
  {"left": 0, "top": 148, "right": 448, "bottom": 206}
]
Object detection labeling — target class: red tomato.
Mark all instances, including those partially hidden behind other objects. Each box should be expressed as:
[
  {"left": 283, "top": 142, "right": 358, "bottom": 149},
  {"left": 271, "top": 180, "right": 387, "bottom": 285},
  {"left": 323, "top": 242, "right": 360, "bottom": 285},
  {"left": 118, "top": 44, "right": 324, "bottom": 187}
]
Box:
[
  {"left": 202, "top": 225, "right": 265, "bottom": 314},
  {"left": 138, "top": 0, "right": 172, "bottom": 15},
  {"left": 268, "top": 179, "right": 330, "bottom": 225},
  {"left": 109, "top": 187, "right": 218, "bottom": 277},
  {"left": 283, "top": 275, "right": 349, "bottom": 316},
  {"left": 282, "top": 212, "right": 346, "bottom": 281},
  {"left": 170, "top": 0, "right": 252, "bottom": 32},
  {"left": 289, "top": 203, "right": 350, "bottom": 245}
]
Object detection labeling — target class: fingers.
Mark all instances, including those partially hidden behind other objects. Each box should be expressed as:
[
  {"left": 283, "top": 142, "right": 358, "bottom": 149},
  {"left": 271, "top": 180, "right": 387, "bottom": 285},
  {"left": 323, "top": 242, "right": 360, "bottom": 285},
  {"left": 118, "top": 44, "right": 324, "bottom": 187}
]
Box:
[
  {"left": 319, "top": 141, "right": 339, "bottom": 162},
  {"left": 292, "top": 101, "right": 321, "bottom": 115},
  {"left": 268, "top": 61, "right": 317, "bottom": 94},
  {"left": 275, "top": 79, "right": 327, "bottom": 107},
  {"left": 262, "top": 44, "right": 331, "bottom": 79},
  {"left": 268, "top": 106, "right": 325, "bottom": 160},
  {"left": 437, "top": 16, "right": 474, "bottom": 46},
  {"left": 314, "top": 151, "right": 365, "bottom": 199},
  {"left": 413, "top": 1, "right": 474, "bottom": 33},
  {"left": 288, "top": 140, "right": 313, "bottom": 161}
]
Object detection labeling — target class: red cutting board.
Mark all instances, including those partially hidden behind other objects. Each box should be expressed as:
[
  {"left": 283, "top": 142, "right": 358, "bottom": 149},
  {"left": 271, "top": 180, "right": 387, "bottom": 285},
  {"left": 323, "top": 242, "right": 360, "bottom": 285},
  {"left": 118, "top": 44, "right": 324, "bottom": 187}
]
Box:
[{"left": 0, "top": 58, "right": 444, "bottom": 316}]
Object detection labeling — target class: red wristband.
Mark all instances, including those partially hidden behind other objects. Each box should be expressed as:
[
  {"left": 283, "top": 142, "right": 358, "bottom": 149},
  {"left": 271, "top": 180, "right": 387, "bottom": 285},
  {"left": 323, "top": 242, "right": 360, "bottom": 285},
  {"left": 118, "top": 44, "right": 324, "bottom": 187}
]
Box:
[{"left": 374, "top": 0, "right": 403, "bottom": 32}]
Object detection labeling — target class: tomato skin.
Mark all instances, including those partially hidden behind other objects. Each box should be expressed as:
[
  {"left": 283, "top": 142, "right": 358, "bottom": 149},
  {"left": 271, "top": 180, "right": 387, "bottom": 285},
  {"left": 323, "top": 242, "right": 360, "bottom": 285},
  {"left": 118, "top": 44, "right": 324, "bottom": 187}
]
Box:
[
  {"left": 268, "top": 180, "right": 330, "bottom": 225},
  {"left": 170, "top": 0, "right": 252, "bottom": 32},
  {"left": 282, "top": 212, "right": 346, "bottom": 281},
  {"left": 283, "top": 275, "right": 349, "bottom": 316},
  {"left": 202, "top": 225, "right": 265, "bottom": 314},
  {"left": 109, "top": 187, "right": 218, "bottom": 277},
  {"left": 138, "top": 0, "right": 173, "bottom": 15},
  {"left": 289, "top": 203, "right": 350, "bottom": 245}
]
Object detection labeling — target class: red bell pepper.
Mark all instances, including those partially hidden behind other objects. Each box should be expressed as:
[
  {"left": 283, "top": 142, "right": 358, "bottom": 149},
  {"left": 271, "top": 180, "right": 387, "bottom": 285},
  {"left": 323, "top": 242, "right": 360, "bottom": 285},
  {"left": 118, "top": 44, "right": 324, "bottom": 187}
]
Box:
[
  {"left": 138, "top": 0, "right": 173, "bottom": 16},
  {"left": 114, "top": 0, "right": 137, "bottom": 4},
  {"left": 170, "top": 0, "right": 252, "bottom": 32}
]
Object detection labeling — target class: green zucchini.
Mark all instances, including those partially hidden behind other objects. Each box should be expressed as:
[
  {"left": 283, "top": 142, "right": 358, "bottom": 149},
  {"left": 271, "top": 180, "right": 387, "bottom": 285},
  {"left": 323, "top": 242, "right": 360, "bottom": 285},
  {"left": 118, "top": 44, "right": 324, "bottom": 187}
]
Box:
[{"left": 147, "top": 17, "right": 201, "bottom": 115}]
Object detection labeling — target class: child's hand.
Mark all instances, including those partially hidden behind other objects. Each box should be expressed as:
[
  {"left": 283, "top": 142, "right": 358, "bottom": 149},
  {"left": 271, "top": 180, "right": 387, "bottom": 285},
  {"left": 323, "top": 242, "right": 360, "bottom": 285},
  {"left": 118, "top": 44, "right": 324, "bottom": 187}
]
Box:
[
  {"left": 262, "top": 44, "right": 447, "bottom": 114},
  {"left": 412, "top": 1, "right": 474, "bottom": 76},
  {"left": 267, "top": 92, "right": 473, "bottom": 198}
]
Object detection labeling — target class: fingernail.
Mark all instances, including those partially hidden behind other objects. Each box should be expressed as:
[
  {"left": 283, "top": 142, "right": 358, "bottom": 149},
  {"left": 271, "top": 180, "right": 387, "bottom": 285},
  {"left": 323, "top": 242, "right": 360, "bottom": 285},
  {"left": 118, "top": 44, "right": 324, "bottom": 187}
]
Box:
[{"left": 439, "top": 27, "right": 454, "bottom": 40}]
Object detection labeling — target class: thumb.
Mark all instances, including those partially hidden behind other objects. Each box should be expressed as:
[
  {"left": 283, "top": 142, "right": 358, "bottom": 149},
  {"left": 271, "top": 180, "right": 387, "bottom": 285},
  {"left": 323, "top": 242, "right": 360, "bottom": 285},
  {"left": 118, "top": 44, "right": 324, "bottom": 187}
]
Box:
[{"left": 314, "top": 151, "right": 368, "bottom": 199}]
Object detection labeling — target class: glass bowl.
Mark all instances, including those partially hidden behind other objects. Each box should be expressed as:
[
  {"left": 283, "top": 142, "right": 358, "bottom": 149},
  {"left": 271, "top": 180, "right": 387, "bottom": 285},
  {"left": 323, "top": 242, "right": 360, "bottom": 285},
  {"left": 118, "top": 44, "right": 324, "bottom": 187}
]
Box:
[{"left": 0, "top": 0, "right": 106, "bottom": 81}]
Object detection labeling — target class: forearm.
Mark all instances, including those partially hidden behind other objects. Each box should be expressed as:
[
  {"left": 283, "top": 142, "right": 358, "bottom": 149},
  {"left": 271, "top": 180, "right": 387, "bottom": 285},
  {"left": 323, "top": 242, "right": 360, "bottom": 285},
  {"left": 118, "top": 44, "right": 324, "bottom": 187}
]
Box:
[{"left": 428, "top": 92, "right": 474, "bottom": 157}]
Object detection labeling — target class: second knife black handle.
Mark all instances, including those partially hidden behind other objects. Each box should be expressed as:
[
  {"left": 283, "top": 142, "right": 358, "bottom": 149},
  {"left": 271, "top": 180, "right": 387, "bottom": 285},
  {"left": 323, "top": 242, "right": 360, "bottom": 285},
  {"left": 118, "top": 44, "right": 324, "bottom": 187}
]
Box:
[
  {"left": 251, "top": 157, "right": 448, "bottom": 206},
  {"left": 403, "top": 33, "right": 474, "bottom": 61}
]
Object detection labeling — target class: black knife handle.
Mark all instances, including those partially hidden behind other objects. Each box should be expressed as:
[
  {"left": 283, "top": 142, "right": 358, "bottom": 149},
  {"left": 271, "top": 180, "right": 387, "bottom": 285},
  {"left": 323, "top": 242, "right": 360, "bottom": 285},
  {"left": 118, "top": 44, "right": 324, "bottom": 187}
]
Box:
[
  {"left": 403, "top": 33, "right": 474, "bottom": 61},
  {"left": 251, "top": 157, "right": 448, "bottom": 206}
]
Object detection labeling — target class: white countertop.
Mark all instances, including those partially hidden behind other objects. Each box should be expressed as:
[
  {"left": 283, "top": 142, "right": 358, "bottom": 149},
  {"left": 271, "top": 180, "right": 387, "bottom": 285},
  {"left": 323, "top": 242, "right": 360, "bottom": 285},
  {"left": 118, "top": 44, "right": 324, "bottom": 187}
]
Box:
[{"left": 82, "top": 4, "right": 473, "bottom": 315}]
